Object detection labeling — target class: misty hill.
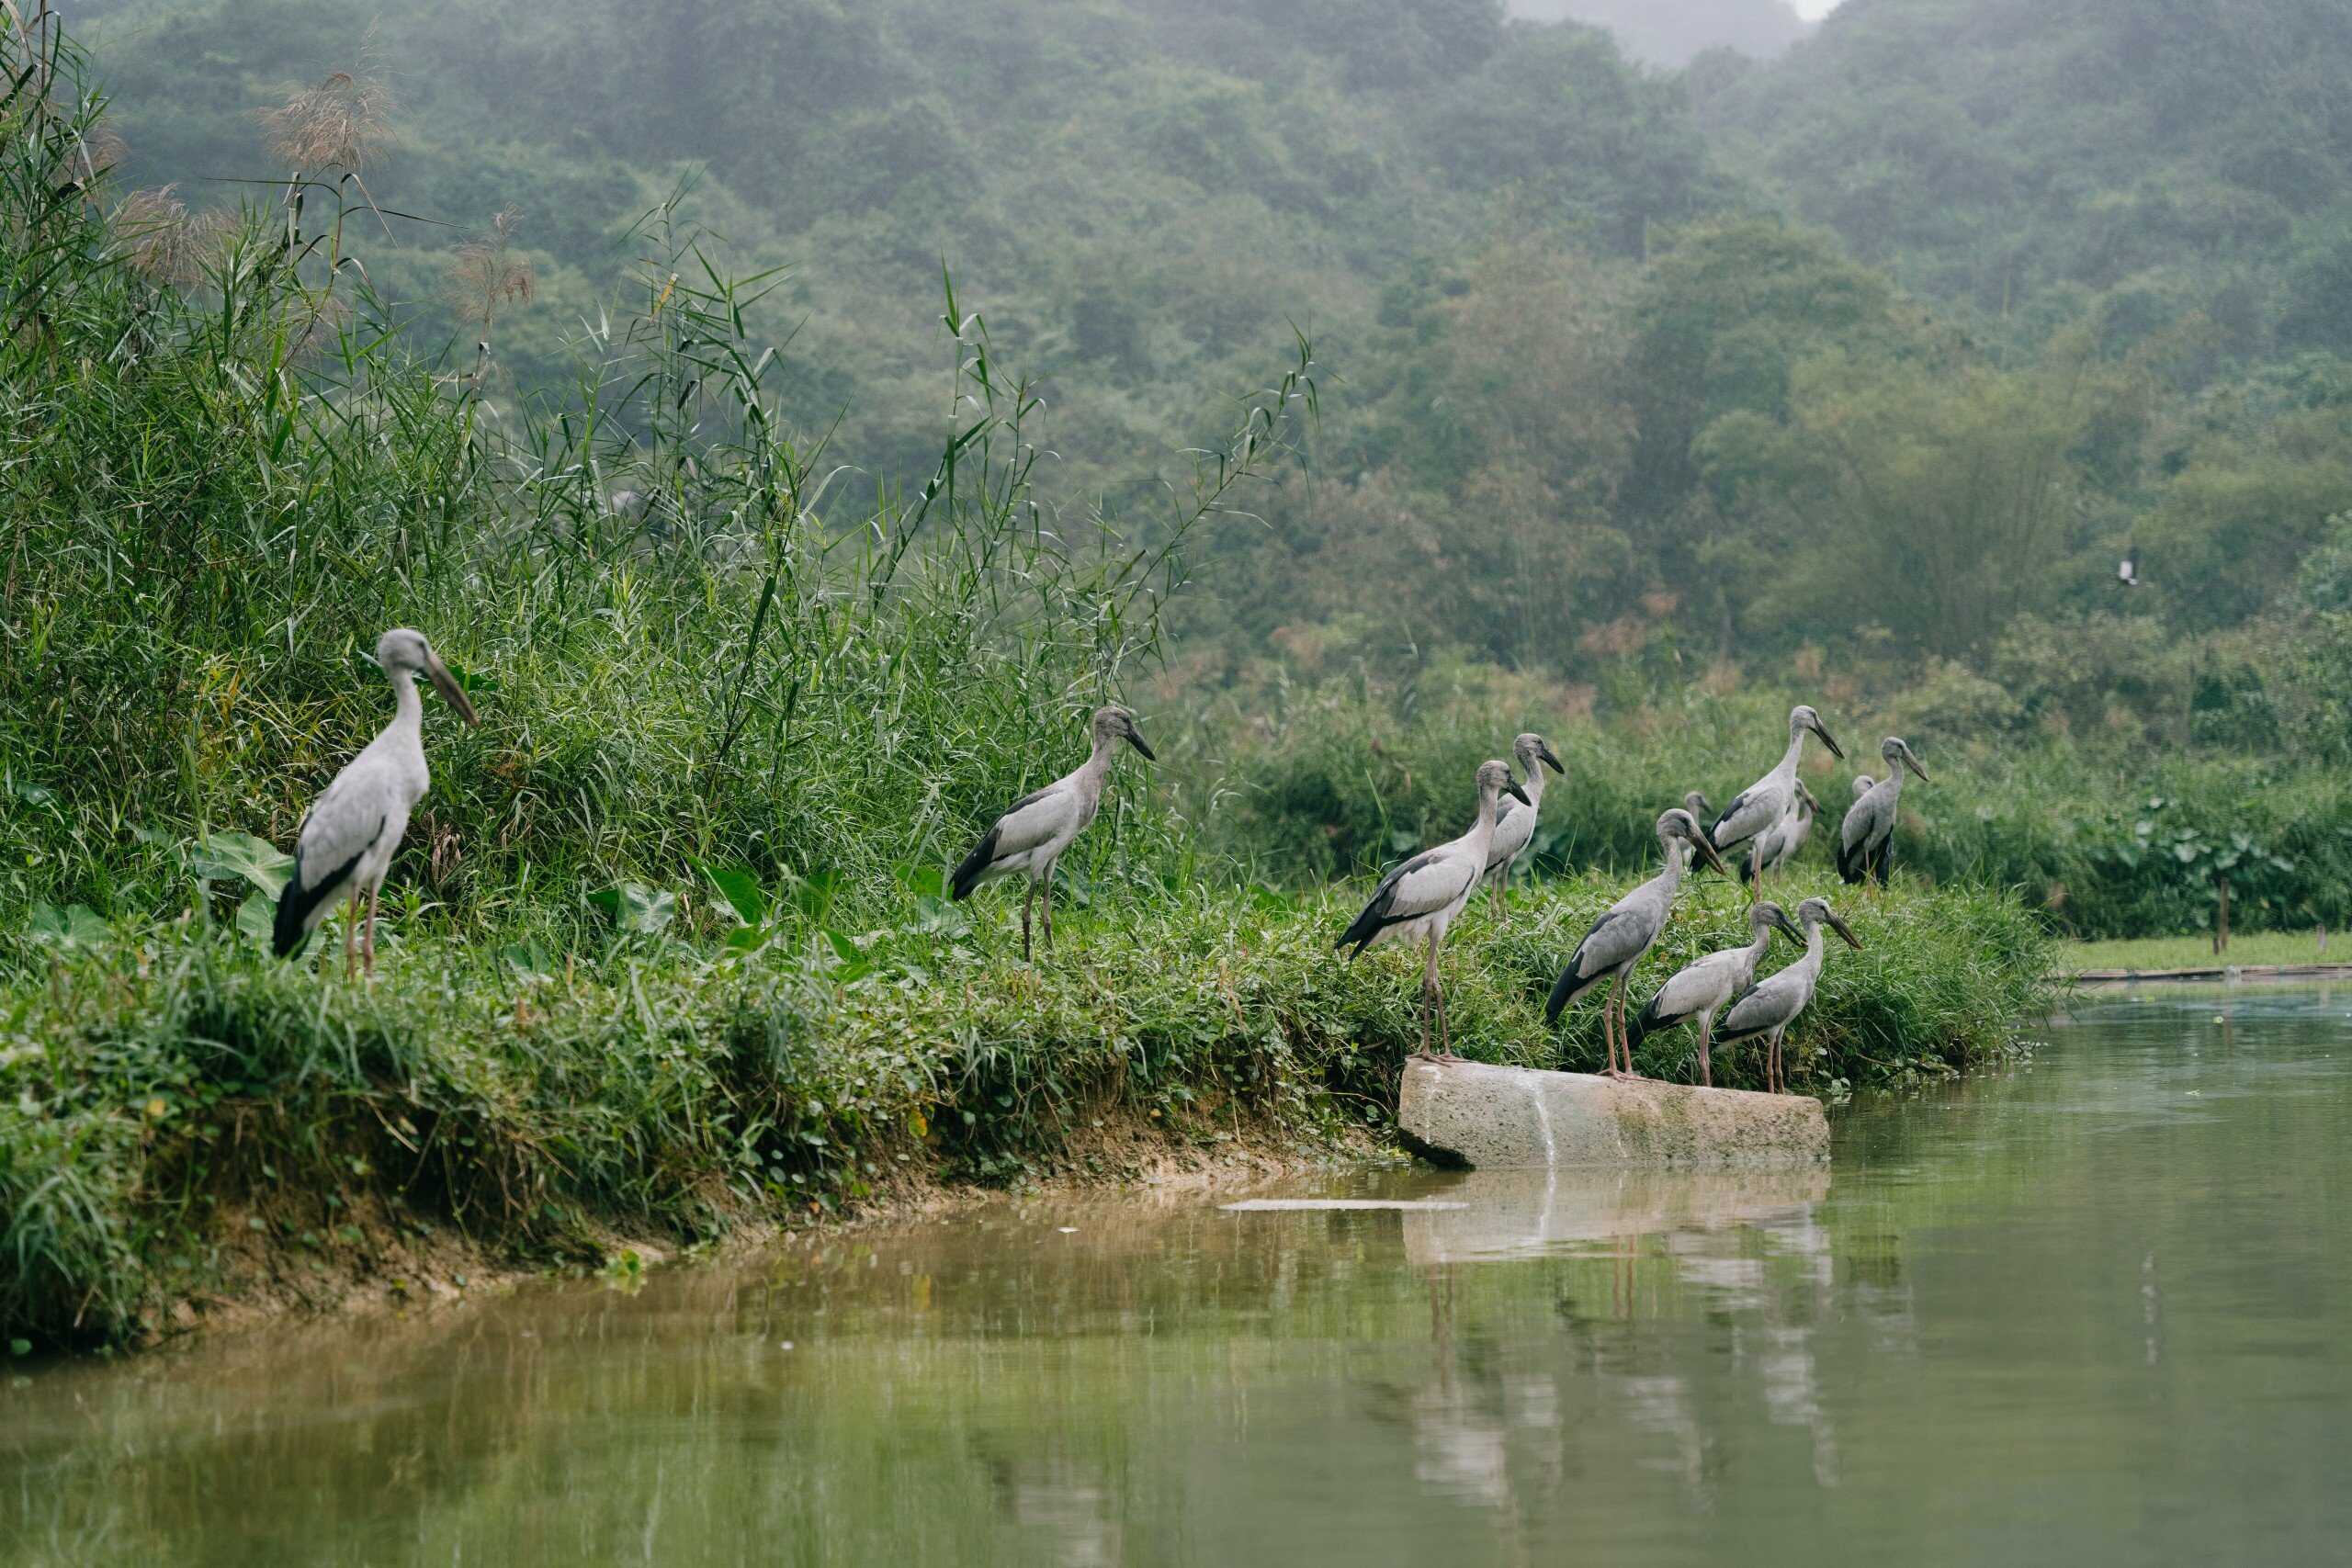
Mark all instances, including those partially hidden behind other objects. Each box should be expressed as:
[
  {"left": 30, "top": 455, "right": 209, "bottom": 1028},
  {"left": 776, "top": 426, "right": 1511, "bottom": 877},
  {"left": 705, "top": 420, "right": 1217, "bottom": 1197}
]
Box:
[
  {"left": 76, "top": 0, "right": 1721, "bottom": 494},
  {"left": 1510, "top": 0, "right": 1810, "bottom": 67},
  {"left": 1697, "top": 0, "right": 2352, "bottom": 363}
]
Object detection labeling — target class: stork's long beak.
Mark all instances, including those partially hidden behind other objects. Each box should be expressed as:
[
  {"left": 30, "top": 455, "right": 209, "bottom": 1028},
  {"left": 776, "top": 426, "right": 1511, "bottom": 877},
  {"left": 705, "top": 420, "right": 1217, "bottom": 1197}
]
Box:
[
  {"left": 1904, "top": 750, "right": 1931, "bottom": 784},
  {"left": 425, "top": 651, "right": 481, "bottom": 727},
  {"left": 1812, "top": 718, "right": 1847, "bottom": 761},
  {"left": 1826, "top": 910, "right": 1864, "bottom": 951},
  {"left": 1771, "top": 908, "right": 1805, "bottom": 946},
  {"left": 1539, "top": 744, "right": 1566, "bottom": 775},
  {"left": 1690, "top": 829, "right": 1732, "bottom": 879},
  {"left": 1504, "top": 780, "right": 1532, "bottom": 807},
  {"left": 1125, "top": 728, "right": 1157, "bottom": 762}
]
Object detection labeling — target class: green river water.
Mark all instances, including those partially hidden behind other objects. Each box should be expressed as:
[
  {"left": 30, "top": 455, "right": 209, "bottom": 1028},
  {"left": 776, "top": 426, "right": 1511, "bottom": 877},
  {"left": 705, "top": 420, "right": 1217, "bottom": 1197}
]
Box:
[{"left": 6, "top": 985, "right": 2351, "bottom": 1564}]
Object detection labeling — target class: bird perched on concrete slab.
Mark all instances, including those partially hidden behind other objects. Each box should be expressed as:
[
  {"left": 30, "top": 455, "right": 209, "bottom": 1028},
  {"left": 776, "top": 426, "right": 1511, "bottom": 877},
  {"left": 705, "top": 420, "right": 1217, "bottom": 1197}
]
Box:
[
  {"left": 1710, "top": 705, "right": 1845, "bottom": 892},
  {"left": 950, "top": 705, "right": 1155, "bottom": 961},
  {"left": 1339, "top": 759, "right": 1530, "bottom": 1061},
  {"left": 1838, "top": 737, "right": 1929, "bottom": 886},
  {"left": 1482, "top": 731, "right": 1566, "bottom": 915},
  {"left": 1627, "top": 901, "right": 1803, "bottom": 1088},
  {"left": 274, "top": 628, "right": 480, "bottom": 976},
  {"left": 1714, "top": 897, "right": 1862, "bottom": 1092},
  {"left": 1545, "top": 808, "right": 1731, "bottom": 1078}
]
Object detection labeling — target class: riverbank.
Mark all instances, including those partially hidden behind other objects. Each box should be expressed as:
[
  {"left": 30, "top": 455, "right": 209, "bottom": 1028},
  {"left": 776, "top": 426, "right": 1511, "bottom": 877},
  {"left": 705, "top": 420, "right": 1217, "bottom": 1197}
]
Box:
[
  {"left": 1, "top": 876, "right": 2049, "bottom": 1352},
  {"left": 2059, "top": 930, "right": 2339, "bottom": 978}
]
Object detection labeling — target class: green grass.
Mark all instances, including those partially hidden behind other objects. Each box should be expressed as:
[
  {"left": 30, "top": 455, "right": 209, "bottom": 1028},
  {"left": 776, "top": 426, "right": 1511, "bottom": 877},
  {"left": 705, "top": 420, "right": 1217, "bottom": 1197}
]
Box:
[
  {"left": 0, "top": 874, "right": 2051, "bottom": 1351},
  {"left": 2062, "top": 930, "right": 2343, "bottom": 974}
]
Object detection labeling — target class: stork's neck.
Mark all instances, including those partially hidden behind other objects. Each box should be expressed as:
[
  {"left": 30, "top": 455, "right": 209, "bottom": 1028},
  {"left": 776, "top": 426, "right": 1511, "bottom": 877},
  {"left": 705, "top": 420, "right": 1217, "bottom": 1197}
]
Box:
[
  {"left": 1746, "top": 925, "right": 1776, "bottom": 964},
  {"left": 1796, "top": 920, "right": 1828, "bottom": 979},
  {"left": 1652, "top": 836, "right": 1690, "bottom": 897},
  {"left": 1080, "top": 728, "right": 1118, "bottom": 786},
  {"left": 1518, "top": 763, "right": 1547, "bottom": 809},
  {"left": 1774, "top": 728, "right": 1807, "bottom": 778},
  {"left": 1879, "top": 764, "right": 1905, "bottom": 805},
  {"left": 1471, "top": 784, "right": 1502, "bottom": 846},
  {"left": 388, "top": 671, "right": 424, "bottom": 737}
]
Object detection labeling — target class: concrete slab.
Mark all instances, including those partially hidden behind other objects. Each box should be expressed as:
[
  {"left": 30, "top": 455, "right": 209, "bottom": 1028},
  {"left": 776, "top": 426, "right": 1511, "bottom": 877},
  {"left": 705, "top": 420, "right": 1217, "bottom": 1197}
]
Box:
[{"left": 1397, "top": 1058, "right": 1828, "bottom": 1169}]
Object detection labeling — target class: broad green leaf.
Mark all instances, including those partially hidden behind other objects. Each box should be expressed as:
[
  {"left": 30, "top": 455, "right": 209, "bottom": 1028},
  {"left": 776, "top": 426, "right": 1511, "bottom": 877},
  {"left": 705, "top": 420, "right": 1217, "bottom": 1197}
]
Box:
[
  {"left": 823, "top": 928, "right": 865, "bottom": 964},
  {"left": 501, "top": 941, "right": 554, "bottom": 983},
  {"left": 28, "top": 902, "right": 109, "bottom": 950},
  {"left": 894, "top": 862, "right": 944, "bottom": 900},
  {"left": 188, "top": 831, "right": 297, "bottom": 897},
  {"left": 235, "top": 892, "right": 276, "bottom": 949},
  {"left": 702, "top": 863, "right": 769, "bottom": 926},
  {"left": 793, "top": 868, "right": 844, "bottom": 925},
  {"left": 589, "top": 882, "right": 675, "bottom": 936}
]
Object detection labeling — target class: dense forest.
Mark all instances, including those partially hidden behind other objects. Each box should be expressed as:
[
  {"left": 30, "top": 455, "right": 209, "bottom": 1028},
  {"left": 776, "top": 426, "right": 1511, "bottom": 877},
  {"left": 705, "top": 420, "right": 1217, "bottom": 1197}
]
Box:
[{"left": 71, "top": 0, "right": 2351, "bottom": 734}]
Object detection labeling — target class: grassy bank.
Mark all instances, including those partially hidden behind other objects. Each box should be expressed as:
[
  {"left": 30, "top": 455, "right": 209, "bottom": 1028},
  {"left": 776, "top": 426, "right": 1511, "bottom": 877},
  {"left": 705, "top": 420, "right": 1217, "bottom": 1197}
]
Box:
[
  {"left": 2063, "top": 931, "right": 2342, "bottom": 974},
  {"left": 1, "top": 875, "right": 2050, "bottom": 1350}
]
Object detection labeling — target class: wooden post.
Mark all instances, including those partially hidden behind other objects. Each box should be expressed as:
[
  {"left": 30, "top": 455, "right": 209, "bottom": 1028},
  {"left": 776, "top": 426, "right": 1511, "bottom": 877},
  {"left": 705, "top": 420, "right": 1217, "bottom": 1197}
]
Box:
[{"left": 2213, "top": 874, "right": 2230, "bottom": 956}]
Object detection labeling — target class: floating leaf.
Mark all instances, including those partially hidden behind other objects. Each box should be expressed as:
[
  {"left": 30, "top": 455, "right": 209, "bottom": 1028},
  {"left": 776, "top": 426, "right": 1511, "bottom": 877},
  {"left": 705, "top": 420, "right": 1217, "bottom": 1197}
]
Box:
[{"left": 188, "top": 830, "right": 296, "bottom": 897}]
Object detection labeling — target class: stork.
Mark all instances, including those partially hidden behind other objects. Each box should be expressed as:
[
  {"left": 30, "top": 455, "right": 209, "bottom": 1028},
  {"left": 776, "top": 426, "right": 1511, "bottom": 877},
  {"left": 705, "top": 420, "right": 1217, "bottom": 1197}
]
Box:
[
  {"left": 950, "top": 705, "right": 1155, "bottom": 961},
  {"left": 273, "top": 629, "right": 480, "bottom": 976},
  {"left": 1851, "top": 773, "right": 1877, "bottom": 803},
  {"left": 2117, "top": 545, "right": 2142, "bottom": 589},
  {"left": 1627, "top": 901, "right": 1803, "bottom": 1088},
  {"left": 1837, "top": 737, "right": 1929, "bottom": 886},
  {"left": 1713, "top": 897, "right": 1862, "bottom": 1092},
  {"left": 1746, "top": 779, "right": 1819, "bottom": 884},
  {"left": 1483, "top": 731, "right": 1566, "bottom": 915},
  {"left": 1544, "top": 809, "right": 1731, "bottom": 1078},
  {"left": 1338, "top": 760, "right": 1530, "bottom": 1060},
  {"left": 1709, "top": 705, "right": 1844, "bottom": 892},
  {"left": 1682, "top": 790, "right": 1712, "bottom": 822}
]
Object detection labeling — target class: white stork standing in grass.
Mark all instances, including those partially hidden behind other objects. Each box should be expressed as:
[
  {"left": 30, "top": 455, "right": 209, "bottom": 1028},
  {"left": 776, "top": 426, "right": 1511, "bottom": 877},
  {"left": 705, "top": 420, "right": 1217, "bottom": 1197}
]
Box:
[
  {"left": 274, "top": 628, "right": 480, "bottom": 977},
  {"left": 1626, "top": 900, "right": 1803, "bottom": 1088},
  {"left": 1709, "top": 705, "right": 1845, "bottom": 893},
  {"left": 1482, "top": 731, "right": 1566, "bottom": 916},
  {"left": 1713, "top": 897, "right": 1863, "bottom": 1092},
  {"left": 1838, "top": 737, "right": 1930, "bottom": 886},
  {"left": 1337, "top": 759, "right": 1530, "bottom": 1061},
  {"left": 949, "top": 705, "right": 1156, "bottom": 961},
  {"left": 1544, "top": 808, "right": 1731, "bottom": 1078},
  {"left": 1746, "top": 779, "right": 1820, "bottom": 884}
]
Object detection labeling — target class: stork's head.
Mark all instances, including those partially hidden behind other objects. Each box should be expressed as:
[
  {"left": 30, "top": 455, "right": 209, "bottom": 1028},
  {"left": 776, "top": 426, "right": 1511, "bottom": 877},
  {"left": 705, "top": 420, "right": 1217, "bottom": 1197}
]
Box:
[
  {"left": 1793, "top": 779, "right": 1818, "bottom": 817},
  {"left": 1657, "top": 808, "right": 1731, "bottom": 876},
  {"left": 377, "top": 628, "right": 478, "bottom": 726},
  {"left": 1789, "top": 705, "right": 1845, "bottom": 760},
  {"left": 1513, "top": 731, "right": 1565, "bottom": 777},
  {"left": 1092, "top": 705, "right": 1156, "bottom": 761},
  {"left": 1794, "top": 897, "right": 1863, "bottom": 950},
  {"left": 1478, "top": 758, "right": 1532, "bottom": 807},
  {"left": 1853, "top": 774, "right": 1877, "bottom": 802},
  {"left": 1683, "top": 789, "right": 1713, "bottom": 821},
  {"left": 1750, "top": 900, "right": 1804, "bottom": 946},
  {"left": 1881, "top": 736, "right": 1929, "bottom": 783}
]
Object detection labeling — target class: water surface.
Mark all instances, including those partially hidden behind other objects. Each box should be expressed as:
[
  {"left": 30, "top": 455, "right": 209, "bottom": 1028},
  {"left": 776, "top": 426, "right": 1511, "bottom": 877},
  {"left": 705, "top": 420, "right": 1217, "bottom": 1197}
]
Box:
[{"left": 7, "top": 986, "right": 2351, "bottom": 1564}]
